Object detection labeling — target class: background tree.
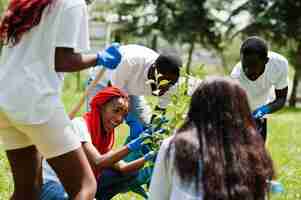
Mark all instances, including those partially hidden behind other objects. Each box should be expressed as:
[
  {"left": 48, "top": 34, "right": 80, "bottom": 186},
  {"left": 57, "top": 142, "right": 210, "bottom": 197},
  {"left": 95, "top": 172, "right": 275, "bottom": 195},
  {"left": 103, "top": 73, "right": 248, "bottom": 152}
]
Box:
[
  {"left": 226, "top": 0, "right": 301, "bottom": 107},
  {"left": 114, "top": 0, "right": 222, "bottom": 75}
]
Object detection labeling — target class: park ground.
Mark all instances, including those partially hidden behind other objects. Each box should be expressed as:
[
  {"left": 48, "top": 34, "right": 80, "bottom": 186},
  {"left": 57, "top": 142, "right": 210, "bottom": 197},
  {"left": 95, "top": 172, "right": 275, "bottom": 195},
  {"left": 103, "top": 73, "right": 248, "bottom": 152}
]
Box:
[{"left": 0, "top": 75, "right": 301, "bottom": 200}]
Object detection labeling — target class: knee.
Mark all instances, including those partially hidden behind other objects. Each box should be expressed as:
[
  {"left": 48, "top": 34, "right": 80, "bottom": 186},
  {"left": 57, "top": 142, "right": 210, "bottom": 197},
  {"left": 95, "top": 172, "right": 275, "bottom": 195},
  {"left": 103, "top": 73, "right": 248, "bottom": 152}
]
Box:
[{"left": 82, "top": 176, "right": 97, "bottom": 199}]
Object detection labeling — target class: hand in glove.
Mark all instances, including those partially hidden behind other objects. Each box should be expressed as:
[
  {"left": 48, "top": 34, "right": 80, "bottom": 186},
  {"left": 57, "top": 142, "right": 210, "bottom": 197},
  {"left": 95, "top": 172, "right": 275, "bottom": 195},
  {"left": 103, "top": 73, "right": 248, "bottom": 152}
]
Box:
[
  {"left": 252, "top": 105, "right": 270, "bottom": 119},
  {"left": 127, "top": 133, "right": 151, "bottom": 152},
  {"left": 125, "top": 113, "right": 145, "bottom": 139},
  {"left": 143, "top": 151, "right": 157, "bottom": 162},
  {"left": 96, "top": 42, "right": 121, "bottom": 69}
]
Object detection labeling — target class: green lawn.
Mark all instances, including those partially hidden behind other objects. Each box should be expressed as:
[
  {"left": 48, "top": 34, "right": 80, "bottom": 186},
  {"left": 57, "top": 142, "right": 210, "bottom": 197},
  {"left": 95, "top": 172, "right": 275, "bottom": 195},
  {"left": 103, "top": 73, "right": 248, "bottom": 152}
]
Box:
[{"left": 0, "top": 87, "right": 301, "bottom": 199}]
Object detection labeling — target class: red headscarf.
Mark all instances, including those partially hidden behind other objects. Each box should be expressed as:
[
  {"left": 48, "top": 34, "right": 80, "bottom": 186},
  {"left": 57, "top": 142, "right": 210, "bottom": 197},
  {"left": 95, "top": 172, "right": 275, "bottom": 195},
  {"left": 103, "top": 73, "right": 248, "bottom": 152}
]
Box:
[{"left": 83, "top": 86, "right": 128, "bottom": 177}]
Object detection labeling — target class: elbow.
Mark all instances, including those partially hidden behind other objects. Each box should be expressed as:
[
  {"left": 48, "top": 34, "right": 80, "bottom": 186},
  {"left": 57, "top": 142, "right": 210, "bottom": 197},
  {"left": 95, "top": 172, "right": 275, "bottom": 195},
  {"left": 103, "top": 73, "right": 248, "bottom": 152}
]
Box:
[{"left": 54, "top": 47, "right": 79, "bottom": 72}]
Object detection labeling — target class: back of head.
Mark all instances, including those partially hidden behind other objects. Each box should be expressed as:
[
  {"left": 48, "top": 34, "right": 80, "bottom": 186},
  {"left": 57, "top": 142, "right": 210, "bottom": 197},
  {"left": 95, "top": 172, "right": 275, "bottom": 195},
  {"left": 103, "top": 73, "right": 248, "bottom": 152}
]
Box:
[
  {"left": 169, "top": 76, "right": 275, "bottom": 200},
  {"left": 0, "top": 0, "right": 53, "bottom": 45},
  {"left": 155, "top": 53, "right": 182, "bottom": 79},
  {"left": 240, "top": 36, "right": 268, "bottom": 59}
]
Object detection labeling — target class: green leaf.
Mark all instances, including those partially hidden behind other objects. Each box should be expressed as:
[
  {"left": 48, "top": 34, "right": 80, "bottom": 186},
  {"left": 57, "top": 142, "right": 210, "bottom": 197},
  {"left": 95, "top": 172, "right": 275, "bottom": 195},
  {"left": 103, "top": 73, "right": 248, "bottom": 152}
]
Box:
[{"left": 158, "top": 79, "right": 170, "bottom": 87}]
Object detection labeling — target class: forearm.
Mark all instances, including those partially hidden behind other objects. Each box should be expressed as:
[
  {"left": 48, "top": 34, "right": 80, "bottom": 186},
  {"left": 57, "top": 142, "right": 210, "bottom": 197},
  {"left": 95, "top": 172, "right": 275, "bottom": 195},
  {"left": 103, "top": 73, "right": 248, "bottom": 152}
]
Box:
[
  {"left": 117, "top": 158, "right": 145, "bottom": 174},
  {"left": 55, "top": 53, "right": 97, "bottom": 72},
  {"left": 266, "top": 97, "right": 286, "bottom": 113},
  {"left": 55, "top": 47, "right": 97, "bottom": 72},
  {"left": 94, "top": 146, "right": 130, "bottom": 170}
]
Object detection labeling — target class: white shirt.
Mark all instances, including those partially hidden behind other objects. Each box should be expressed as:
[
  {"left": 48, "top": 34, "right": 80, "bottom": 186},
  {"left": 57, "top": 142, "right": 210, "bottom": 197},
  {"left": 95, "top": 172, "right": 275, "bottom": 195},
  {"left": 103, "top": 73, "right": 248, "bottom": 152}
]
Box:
[
  {"left": 231, "top": 51, "right": 288, "bottom": 110},
  {"left": 43, "top": 117, "right": 91, "bottom": 183},
  {"left": 149, "top": 136, "right": 204, "bottom": 200},
  {"left": 0, "top": 0, "right": 89, "bottom": 124},
  {"left": 89, "top": 44, "right": 173, "bottom": 109}
]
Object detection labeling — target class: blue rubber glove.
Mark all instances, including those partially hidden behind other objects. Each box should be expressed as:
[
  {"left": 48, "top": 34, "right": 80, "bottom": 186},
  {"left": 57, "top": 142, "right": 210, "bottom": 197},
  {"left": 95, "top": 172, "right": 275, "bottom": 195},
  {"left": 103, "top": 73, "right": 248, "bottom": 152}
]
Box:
[
  {"left": 127, "top": 133, "right": 151, "bottom": 152},
  {"left": 125, "top": 113, "right": 145, "bottom": 139},
  {"left": 96, "top": 43, "right": 121, "bottom": 69},
  {"left": 252, "top": 105, "right": 270, "bottom": 119},
  {"left": 143, "top": 151, "right": 157, "bottom": 162},
  {"left": 267, "top": 180, "right": 284, "bottom": 194}
]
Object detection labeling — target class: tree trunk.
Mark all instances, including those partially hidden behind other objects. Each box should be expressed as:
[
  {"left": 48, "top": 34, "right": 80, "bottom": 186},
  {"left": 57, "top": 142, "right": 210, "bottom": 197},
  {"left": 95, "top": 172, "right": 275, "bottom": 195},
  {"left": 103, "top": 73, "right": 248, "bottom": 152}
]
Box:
[
  {"left": 184, "top": 41, "right": 195, "bottom": 94},
  {"left": 76, "top": 72, "right": 81, "bottom": 92},
  {"left": 186, "top": 41, "right": 195, "bottom": 76},
  {"left": 218, "top": 48, "right": 230, "bottom": 74},
  {"left": 151, "top": 34, "right": 158, "bottom": 51},
  {"left": 289, "top": 71, "right": 299, "bottom": 107},
  {"left": 289, "top": 43, "right": 301, "bottom": 107}
]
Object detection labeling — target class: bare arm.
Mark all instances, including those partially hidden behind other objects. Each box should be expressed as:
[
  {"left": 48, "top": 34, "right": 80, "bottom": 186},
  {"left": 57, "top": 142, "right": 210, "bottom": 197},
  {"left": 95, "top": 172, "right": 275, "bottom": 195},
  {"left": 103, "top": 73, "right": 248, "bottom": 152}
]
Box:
[
  {"left": 82, "top": 142, "right": 131, "bottom": 171},
  {"left": 112, "top": 158, "right": 145, "bottom": 174},
  {"left": 55, "top": 47, "right": 97, "bottom": 72},
  {"left": 267, "top": 87, "right": 288, "bottom": 113}
]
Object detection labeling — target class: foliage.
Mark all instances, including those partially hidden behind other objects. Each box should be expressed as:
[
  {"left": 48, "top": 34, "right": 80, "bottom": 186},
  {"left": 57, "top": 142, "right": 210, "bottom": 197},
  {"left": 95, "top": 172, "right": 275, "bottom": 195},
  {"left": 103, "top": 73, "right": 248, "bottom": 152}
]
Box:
[{"left": 113, "top": 0, "right": 223, "bottom": 73}]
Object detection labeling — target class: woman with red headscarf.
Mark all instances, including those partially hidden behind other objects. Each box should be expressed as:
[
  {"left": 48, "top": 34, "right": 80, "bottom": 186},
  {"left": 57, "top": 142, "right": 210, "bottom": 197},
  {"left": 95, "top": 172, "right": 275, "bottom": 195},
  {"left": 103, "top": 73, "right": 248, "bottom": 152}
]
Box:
[
  {"left": 40, "top": 86, "right": 154, "bottom": 200},
  {"left": 0, "top": 0, "right": 122, "bottom": 199}
]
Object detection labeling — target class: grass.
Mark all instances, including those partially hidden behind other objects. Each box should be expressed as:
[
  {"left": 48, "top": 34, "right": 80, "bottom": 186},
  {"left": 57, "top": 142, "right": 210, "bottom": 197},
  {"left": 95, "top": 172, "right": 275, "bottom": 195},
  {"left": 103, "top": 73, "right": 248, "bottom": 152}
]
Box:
[
  {"left": 0, "top": 75, "right": 301, "bottom": 199},
  {"left": 267, "top": 107, "right": 301, "bottom": 200}
]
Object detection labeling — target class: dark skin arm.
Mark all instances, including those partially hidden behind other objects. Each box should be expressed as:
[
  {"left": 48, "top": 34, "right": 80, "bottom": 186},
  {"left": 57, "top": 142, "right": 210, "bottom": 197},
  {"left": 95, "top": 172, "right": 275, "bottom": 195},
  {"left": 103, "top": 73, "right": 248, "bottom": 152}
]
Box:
[
  {"left": 81, "top": 142, "right": 146, "bottom": 174},
  {"left": 55, "top": 47, "right": 97, "bottom": 72},
  {"left": 112, "top": 158, "right": 146, "bottom": 174},
  {"left": 266, "top": 87, "right": 288, "bottom": 113}
]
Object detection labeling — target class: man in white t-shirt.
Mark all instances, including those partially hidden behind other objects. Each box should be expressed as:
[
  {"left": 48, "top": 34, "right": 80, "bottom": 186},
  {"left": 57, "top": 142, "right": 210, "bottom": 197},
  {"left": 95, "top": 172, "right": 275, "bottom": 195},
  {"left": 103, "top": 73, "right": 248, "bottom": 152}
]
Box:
[
  {"left": 231, "top": 36, "right": 288, "bottom": 141},
  {"left": 87, "top": 44, "right": 182, "bottom": 140}
]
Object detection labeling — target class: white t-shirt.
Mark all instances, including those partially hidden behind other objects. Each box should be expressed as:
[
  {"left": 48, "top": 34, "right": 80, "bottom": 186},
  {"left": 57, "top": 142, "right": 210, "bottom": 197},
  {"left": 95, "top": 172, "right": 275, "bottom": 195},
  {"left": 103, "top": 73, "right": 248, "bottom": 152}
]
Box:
[
  {"left": 43, "top": 117, "right": 91, "bottom": 183},
  {"left": 0, "top": 0, "right": 90, "bottom": 124},
  {"left": 231, "top": 51, "right": 288, "bottom": 110},
  {"left": 89, "top": 44, "right": 173, "bottom": 109},
  {"left": 149, "top": 136, "right": 204, "bottom": 200}
]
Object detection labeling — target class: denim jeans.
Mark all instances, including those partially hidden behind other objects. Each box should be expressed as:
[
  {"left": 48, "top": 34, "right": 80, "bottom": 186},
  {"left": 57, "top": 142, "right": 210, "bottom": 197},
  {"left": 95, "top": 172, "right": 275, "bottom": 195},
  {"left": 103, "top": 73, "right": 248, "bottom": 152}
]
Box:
[
  {"left": 40, "top": 180, "right": 68, "bottom": 200},
  {"left": 40, "top": 169, "right": 148, "bottom": 200}
]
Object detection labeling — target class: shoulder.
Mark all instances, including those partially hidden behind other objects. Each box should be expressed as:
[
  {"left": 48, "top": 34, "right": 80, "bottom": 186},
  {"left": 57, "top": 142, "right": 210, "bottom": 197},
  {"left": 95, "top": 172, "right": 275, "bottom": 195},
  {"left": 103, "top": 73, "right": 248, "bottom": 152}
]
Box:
[
  {"left": 267, "top": 51, "right": 289, "bottom": 69},
  {"left": 230, "top": 62, "right": 242, "bottom": 78},
  {"left": 71, "top": 117, "right": 92, "bottom": 143},
  {"left": 119, "top": 44, "right": 159, "bottom": 60},
  {"left": 59, "top": 0, "right": 87, "bottom": 10}
]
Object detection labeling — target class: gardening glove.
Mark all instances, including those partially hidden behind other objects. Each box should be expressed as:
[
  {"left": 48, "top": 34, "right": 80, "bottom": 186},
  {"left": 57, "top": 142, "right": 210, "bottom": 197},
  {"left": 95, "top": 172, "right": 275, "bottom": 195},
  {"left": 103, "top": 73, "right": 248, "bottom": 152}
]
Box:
[
  {"left": 125, "top": 113, "right": 145, "bottom": 139},
  {"left": 127, "top": 133, "right": 151, "bottom": 152},
  {"left": 252, "top": 105, "right": 270, "bottom": 119},
  {"left": 96, "top": 42, "right": 121, "bottom": 69},
  {"left": 143, "top": 151, "right": 157, "bottom": 162},
  {"left": 267, "top": 180, "right": 284, "bottom": 194}
]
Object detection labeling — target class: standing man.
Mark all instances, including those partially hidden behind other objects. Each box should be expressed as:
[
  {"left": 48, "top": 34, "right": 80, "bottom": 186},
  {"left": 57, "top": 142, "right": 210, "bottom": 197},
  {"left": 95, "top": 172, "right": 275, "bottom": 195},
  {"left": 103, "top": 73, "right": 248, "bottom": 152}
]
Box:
[{"left": 231, "top": 36, "right": 289, "bottom": 141}]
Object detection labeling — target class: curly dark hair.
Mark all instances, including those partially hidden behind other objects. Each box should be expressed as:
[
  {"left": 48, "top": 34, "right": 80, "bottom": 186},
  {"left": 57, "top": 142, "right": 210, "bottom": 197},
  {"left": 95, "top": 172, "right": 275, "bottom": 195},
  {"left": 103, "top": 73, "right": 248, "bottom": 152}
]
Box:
[
  {"left": 167, "top": 76, "right": 275, "bottom": 200},
  {"left": 0, "top": 0, "right": 53, "bottom": 45}
]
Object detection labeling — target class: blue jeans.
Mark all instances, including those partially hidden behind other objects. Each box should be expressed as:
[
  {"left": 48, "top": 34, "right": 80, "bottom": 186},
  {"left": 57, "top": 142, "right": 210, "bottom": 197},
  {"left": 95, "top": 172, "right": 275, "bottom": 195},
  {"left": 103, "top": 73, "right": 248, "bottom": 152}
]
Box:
[
  {"left": 40, "top": 180, "right": 68, "bottom": 200},
  {"left": 85, "top": 80, "right": 152, "bottom": 126},
  {"left": 96, "top": 169, "right": 140, "bottom": 200},
  {"left": 40, "top": 170, "right": 146, "bottom": 200}
]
